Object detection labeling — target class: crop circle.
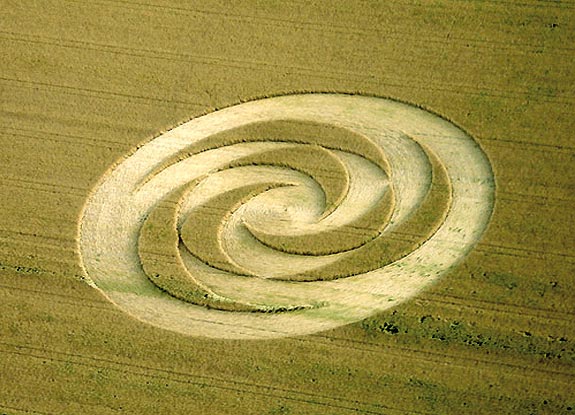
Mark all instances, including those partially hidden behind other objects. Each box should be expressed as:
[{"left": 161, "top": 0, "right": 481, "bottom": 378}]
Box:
[{"left": 78, "top": 94, "right": 494, "bottom": 339}]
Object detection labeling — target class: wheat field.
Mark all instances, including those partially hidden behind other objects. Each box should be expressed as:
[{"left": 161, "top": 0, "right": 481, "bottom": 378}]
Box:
[{"left": 1, "top": 1, "right": 574, "bottom": 414}]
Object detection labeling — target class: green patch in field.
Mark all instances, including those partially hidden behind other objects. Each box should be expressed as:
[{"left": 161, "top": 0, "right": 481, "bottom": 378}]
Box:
[
  {"left": 266, "top": 404, "right": 292, "bottom": 415},
  {"left": 482, "top": 271, "right": 519, "bottom": 290},
  {"left": 361, "top": 311, "right": 575, "bottom": 363}
]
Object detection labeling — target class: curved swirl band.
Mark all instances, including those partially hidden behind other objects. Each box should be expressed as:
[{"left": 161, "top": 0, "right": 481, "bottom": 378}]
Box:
[{"left": 78, "top": 94, "right": 494, "bottom": 339}]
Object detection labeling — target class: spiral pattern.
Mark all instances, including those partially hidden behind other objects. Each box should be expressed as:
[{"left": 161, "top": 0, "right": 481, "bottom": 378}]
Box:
[{"left": 78, "top": 94, "right": 494, "bottom": 339}]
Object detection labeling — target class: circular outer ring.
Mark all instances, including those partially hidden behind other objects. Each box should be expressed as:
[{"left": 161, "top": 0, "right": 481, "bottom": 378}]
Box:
[{"left": 78, "top": 94, "right": 495, "bottom": 340}]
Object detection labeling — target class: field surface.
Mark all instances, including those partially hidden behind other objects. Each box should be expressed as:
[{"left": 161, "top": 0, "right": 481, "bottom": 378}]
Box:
[{"left": 1, "top": 1, "right": 574, "bottom": 414}]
